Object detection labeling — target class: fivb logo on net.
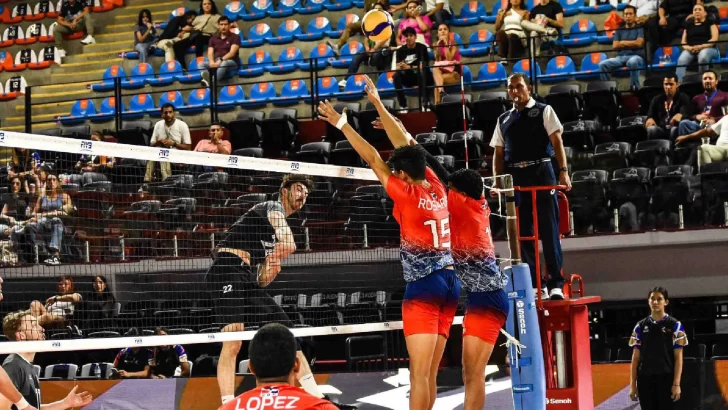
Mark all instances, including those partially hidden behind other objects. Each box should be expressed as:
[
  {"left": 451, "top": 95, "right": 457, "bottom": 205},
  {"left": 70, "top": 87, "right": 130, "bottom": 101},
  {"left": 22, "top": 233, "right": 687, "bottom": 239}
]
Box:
[
  {"left": 80, "top": 140, "right": 93, "bottom": 152},
  {"left": 0, "top": 132, "right": 5, "bottom": 144},
  {"left": 158, "top": 148, "right": 171, "bottom": 160},
  {"left": 290, "top": 162, "right": 300, "bottom": 171},
  {"left": 228, "top": 155, "right": 239, "bottom": 167}
]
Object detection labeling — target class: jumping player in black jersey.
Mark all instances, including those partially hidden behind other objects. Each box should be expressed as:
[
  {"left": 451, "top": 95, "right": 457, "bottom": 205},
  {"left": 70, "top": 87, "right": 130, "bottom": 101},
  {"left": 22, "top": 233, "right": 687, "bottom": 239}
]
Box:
[{"left": 206, "top": 175, "right": 330, "bottom": 406}]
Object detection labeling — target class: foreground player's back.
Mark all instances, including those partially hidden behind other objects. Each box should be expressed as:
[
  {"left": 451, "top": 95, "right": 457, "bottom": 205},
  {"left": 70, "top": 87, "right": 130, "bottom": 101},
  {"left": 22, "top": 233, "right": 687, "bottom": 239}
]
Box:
[
  {"left": 386, "top": 167, "right": 453, "bottom": 282},
  {"left": 219, "top": 385, "right": 338, "bottom": 410}
]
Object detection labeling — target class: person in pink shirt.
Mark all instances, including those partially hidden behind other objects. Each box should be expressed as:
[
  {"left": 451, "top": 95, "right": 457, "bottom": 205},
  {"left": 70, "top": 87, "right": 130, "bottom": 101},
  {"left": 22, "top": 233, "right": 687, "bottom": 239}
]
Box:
[
  {"left": 431, "top": 23, "right": 461, "bottom": 105},
  {"left": 194, "top": 123, "right": 232, "bottom": 154},
  {"left": 396, "top": 1, "right": 433, "bottom": 46}
]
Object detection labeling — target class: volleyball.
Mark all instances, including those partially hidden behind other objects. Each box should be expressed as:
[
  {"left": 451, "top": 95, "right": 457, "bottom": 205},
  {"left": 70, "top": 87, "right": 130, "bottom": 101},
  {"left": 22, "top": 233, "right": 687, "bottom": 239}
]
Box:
[{"left": 361, "top": 9, "right": 394, "bottom": 42}]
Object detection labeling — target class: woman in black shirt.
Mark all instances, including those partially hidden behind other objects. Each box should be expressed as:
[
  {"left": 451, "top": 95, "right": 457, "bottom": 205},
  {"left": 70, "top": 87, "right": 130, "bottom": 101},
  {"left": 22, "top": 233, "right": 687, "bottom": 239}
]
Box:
[
  {"left": 675, "top": 4, "right": 718, "bottom": 82},
  {"left": 525, "top": 0, "right": 563, "bottom": 55},
  {"left": 82, "top": 275, "right": 116, "bottom": 330}
]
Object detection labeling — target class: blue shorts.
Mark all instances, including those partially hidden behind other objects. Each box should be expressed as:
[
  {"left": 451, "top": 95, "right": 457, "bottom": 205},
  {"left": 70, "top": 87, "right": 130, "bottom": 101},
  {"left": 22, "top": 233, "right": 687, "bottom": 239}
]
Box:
[
  {"left": 465, "top": 288, "right": 509, "bottom": 318},
  {"left": 403, "top": 268, "right": 461, "bottom": 337},
  {"left": 463, "top": 289, "right": 509, "bottom": 344}
]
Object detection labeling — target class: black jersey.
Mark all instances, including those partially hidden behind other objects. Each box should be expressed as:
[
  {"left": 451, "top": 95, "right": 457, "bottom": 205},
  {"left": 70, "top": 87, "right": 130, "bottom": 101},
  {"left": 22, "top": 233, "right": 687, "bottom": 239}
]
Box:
[
  {"left": 3, "top": 354, "right": 40, "bottom": 410},
  {"left": 216, "top": 201, "right": 288, "bottom": 267},
  {"left": 629, "top": 314, "right": 688, "bottom": 376}
]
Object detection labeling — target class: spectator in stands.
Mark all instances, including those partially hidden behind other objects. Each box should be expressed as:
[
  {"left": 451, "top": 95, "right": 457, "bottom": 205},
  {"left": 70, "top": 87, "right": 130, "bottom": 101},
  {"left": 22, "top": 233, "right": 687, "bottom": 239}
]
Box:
[
  {"left": 629, "top": 0, "right": 658, "bottom": 25},
  {"left": 2, "top": 310, "right": 93, "bottom": 409},
  {"left": 219, "top": 323, "right": 338, "bottom": 410},
  {"left": 24, "top": 174, "right": 72, "bottom": 266},
  {"left": 75, "top": 131, "right": 114, "bottom": 174},
  {"left": 598, "top": 6, "right": 645, "bottom": 89},
  {"left": 8, "top": 148, "right": 39, "bottom": 195},
  {"left": 28, "top": 164, "right": 51, "bottom": 200},
  {"left": 54, "top": 0, "right": 95, "bottom": 57},
  {"left": 30, "top": 276, "right": 82, "bottom": 328},
  {"left": 396, "top": 1, "right": 433, "bottom": 46},
  {"left": 495, "top": 0, "right": 529, "bottom": 63},
  {"left": 0, "top": 177, "right": 29, "bottom": 241},
  {"left": 677, "top": 71, "right": 728, "bottom": 137},
  {"left": 645, "top": 73, "right": 691, "bottom": 141},
  {"left": 134, "top": 9, "right": 157, "bottom": 64},
  {"left": 198, "top": 16, "right": 240, "bottom": 85},
  {"left": 524, "top": 0, "right": 563, "bottom": 56},
  {"left": 341, "top": 3, "right": 391, "bottom": 85},
  {"left": 156, "top": 10, "right": 197, "bottom": 68},
  {"left": 150, "top": 328, "right": 190, "bottom": 378},
  {"left": 145, "top": 104, "right": 191, "bottom": 183},
  {"left": 645, "top": 0, "right": 695, "bottom": 51},
  {"left": 423, "top": 0, "right": 451, "bottom": 28},
  {"left": 675, "top": 4, "right": 718, "bottom": 82},
  {"left": 676, "top": 107, "right": 728, "bottom": 169},
  {"left": 431, "top": 24, "right": 460, "bottom": 105},
  {"left": 174, "top": 0, "right": 221, "bottom": 70},
  {"left": 193, "top": 123, "right": 231, "bottom": 154},
  {"left": 393, "top": 27, "right": 431, "bottom": 112},
  {"left": 113, "top": 328, "right": 152, "bottom": 379},
  {"left": 328, "top": 0, "right": 390, "bottom": 54},
  {"left": 630, "top": 0, "right": 658, "bottom": 59},
  {"left": 84, "top": 276, "right": 117, "bottom": 326}
]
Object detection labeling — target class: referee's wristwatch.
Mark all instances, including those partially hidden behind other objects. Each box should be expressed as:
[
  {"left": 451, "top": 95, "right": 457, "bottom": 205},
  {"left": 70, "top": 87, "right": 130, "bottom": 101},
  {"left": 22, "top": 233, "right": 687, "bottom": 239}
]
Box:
[{"left": 559, "top": 167, "right": 568, "bottom": 173}]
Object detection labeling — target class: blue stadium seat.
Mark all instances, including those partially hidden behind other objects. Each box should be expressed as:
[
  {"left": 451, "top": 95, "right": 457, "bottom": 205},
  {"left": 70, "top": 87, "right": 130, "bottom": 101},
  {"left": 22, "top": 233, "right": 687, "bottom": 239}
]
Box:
[
  {"left": 575, "top": 52, "right": 607, "bottom": 80},
  {"left": 218, "top": 85, "right": 245, "bottom": 111},
  {"left": 324, "top": 0, "right": 353, "bottom": 11},
  {"left": 596, "top": 29, "right": 615, "bottom": 45},
  {"left": 147, "top": 60, "right": 182, "bottom": 87},
  {"left": 295, "top": 0, "right": 326, "bottom": 14},
  {"left": 269, "top": 0, "right": 299, "bottom": 17},
  {"left": 327, "top": 14, "right": 360, "bottom": 38},
  {"left": 471, "top": 62, "right": 506, "bottom": 89},
  {"left": 266, "top": 47, "right": 303, "bottom": 73},
  {"left": 579, "top": 1, "right": 613, "bottom": 14},
  {"left": 298, "top": 43, "right": 334, "bottom": 70},
  {"left": 525, "top": 0, "right": 536, "bottom": 10},
  {"left": 563, "top": 19, "right": 597, "bottom": 47},
  {"left": 559, "top": 0, "right": 583, "bottom": 16},
  {"left": 308, "top": 76, "right": 339, "bottom": 101},
  {"left": 176, "top": 56, "right": 207, "bottom": 83},
  {"left": 452, "top": 1, "right": 487, "bottom": 26},
  {"left": 223, "top": 1, "right": 246, "bottom": 21},
  {"left": 121, "top": 62, "right": 153, "bottom": 89},
  {"left": 153, "top": 91, "right": 185, "bottom": 117},
  {"left": 92, "top": 96, "right": 124, "bottom": 122},
  {"left": 377, "top": 72, "right": 396, "bottom": 97},
  {"left": 720, "top": 7, "right": 728, "bottom": 33},
  {"left": 539, "top": 55, "right": 575, "bottom": 83},
  {"left": 123, "top": 93, "right": 155, "bottom": 119},
  {"left": 60, "top": 99, "right": 97, "bottom": 125},
  {"left": 482, "top": 2, "right": 501, "bottom": 23},
  {"left": 295, "top": 16, "right": 331, "bottom": 41},
  {"left": 272, "top": 79, "right": 310, "bottom": 106},
  {"left": 241, "top": 0, "right": 272, "bottom": 21},
  {"left": 268, "top": 20, "right": 302, "bottom": 44},
  {"left": 336, "top": 74, "right": 367, "bottom": 100},
  {"left": 512, "top": 58, "right": 541, "bottom": 77},
  {"left": 179, "top": 88, "right": 210, "bottom": 114},
  {"left": 241, "top": 23, "right": 272, "bottom": 48},
  {"left": 240, "top": 50, "right": 273, "bottom": 77},
  {"left": 90, "top": 65, "right": 127, "bottom": 92},
  {"left": 461, "top": 29, "right": 493, "bottom": 57},
  {"left": 330, "top": 40, "right": 364, "bottom": 68},
  {"left": 648, "top": 46, "right": 679, "bottom": 70},
  {"left": 241, "top": 82, "right": 277, "bottom": 108}
]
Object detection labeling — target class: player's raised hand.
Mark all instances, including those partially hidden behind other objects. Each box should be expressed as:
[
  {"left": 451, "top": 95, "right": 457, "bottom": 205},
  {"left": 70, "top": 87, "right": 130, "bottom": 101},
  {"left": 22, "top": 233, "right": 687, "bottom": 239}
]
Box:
[
  {"left": 363, "top": 75, "right": 380, "bottom": 104},
  {"left": 317, "top": 100, "right": 344, "bottom": 126},
  {"left": 63, "top": 385, "right": 93, "bottom": 408}
]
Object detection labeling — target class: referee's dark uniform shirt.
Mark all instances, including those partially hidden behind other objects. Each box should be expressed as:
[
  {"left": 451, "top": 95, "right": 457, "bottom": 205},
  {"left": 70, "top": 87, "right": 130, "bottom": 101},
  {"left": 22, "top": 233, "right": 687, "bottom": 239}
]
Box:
[
  {"left": 629, "top": 314, "right": 688, "bottom": 410},
  {"left": 490, "top": 97, "right": 565, "bottom": 289},
  {"left": 2, "top": 354, "right": 41, "bottom": 410}
]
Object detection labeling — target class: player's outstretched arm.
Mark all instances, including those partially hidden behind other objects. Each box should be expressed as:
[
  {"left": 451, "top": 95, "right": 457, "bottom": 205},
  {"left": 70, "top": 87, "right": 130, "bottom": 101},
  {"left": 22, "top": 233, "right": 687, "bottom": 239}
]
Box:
[
  {"left": 362, "top": 76, "right": 411, "bottom": 148},
  {"left": 318, "top": 100, "right": 392, "bottom": 187},
  {"left": 258, "top": 210, "right": 296, "bottom": 287}
]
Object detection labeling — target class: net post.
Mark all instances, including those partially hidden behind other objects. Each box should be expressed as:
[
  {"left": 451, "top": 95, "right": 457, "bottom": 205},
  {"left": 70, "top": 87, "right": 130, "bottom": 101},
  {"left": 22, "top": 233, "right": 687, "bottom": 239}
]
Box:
[{"left": 503, "top": 174, "right": 521, "bottom": 263}]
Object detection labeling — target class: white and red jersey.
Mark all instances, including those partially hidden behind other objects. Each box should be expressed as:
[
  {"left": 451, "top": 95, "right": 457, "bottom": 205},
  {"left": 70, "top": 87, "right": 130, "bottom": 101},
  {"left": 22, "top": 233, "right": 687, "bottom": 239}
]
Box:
[{"left": 219, "top": 385, "right": 338, "bottom": 410}]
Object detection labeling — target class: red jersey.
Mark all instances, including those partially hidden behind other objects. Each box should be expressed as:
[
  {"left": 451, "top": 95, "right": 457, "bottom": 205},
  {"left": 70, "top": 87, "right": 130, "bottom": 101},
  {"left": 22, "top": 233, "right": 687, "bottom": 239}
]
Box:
[
  {"left": 219, "top": 385, "right": 338, "bottom": 410},
  {"left": 386, "top": 167, "right": 454, "bottom": 282},
  {"left": 448, "top": 190, "right": 505, "bottom": 292}
]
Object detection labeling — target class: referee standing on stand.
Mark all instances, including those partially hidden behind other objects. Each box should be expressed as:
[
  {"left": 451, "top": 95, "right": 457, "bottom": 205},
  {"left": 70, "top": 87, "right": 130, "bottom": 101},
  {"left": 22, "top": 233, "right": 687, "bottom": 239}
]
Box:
[{"left": 490, "top": 73, "right": 571, "bottom": 301}]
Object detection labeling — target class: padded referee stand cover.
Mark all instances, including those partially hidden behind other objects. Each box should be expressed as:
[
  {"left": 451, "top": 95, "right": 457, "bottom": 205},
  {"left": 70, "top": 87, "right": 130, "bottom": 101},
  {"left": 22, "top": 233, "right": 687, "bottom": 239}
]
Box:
[{"left": 505, "top": 263, "right": 546, "bottom": 410}]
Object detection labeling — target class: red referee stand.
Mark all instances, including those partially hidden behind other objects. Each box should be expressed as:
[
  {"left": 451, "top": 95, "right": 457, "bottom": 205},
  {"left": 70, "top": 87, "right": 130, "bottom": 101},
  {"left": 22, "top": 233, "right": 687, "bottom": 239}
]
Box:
[{"left": 505, "top": 181, "right": 601, "bottom": 410}]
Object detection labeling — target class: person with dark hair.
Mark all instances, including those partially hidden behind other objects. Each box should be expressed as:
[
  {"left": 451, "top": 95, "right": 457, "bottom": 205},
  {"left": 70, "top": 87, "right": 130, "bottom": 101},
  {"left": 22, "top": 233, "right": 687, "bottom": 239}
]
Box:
[
  {"left": 145, "top": 104, "right": 191, "bottom": 182},
  {"left": 676, "top": 70, "right": 728, "bottom": 137},
  {"left": 113, "top": 328, "right": 152, "bottom": 379},
  {"left": 150, "top": 328, "right": 190, "bottom": 378},
  {"left": 198, "top": 16, "right": 240, "bottom": 85},
  {"left": 156, "top": 10, "right": 197, "bottom": 64},
  {"left": 645, "top": 73, "right": 691, "bottom": 141},
  {"left": 83, "top": 276, "right": 116, "bottom": 329},
  {"left": 75, "top": 131, "right": 114, "bottom": 176},
  {"left": 54, "top": 0, "right": 95, "bottom": 57},
  {"left": 2, "top": 310, "right": 92, "bottom": 410},
  {"left": 173, "top": 0, "right": 221, "bottom": 69},
  {"left": 495, "top": 0, "right": 529, "bottom": 62},
  {"left": 628, "top": 287, "right": 687, "bottom": 410},
  {"left": 7, "top": 148, "right": 40, "bottom": 195},
  {"left": 134, "top": 9, "right": 157, "bottom": 63},
  {"left": 30, "top": 276, "right": 82, "bottom": 328},
  {"left": 219, "top": 324, "right": 338, "bottom": 410},
  {"left": 675, "top": 3, "right": 718, "bottom": 82},
  {"left": 393, "top": 27, "right": 431, "bottom": 112},
  {"left": 431, "top": 24, "right": 461, "bottom": 105},
  {"left": 396, "top": 1, "right": 433, "bottom": 46},
  {"left": 23, "top": 174, "right": 72, "bottom": 266},
  {"left": 490, "top": 73, "right": 570, "bottom": 301},
  {"left": 0, "top": 176, "right": 29, "bottom": 241},
  {"left": 645, "top": 0, "right": 696, "bottom": 52},
  {"left": 598, "top": 5, "right": 645, "bottom": 89},
  {"left": 526, "top": 0, "right": 563, "bottom": 55},
  {"left": 318, "top": 76, "right": 458, "bottom": 410},
  {"left": 206, "top": 175, "right": 337, "bottom": 407}
]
